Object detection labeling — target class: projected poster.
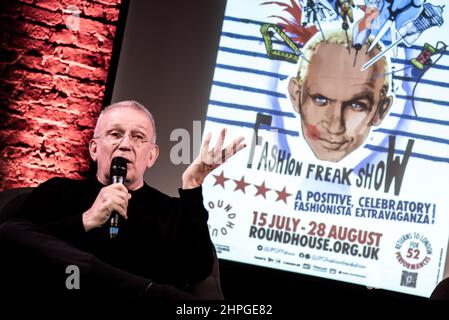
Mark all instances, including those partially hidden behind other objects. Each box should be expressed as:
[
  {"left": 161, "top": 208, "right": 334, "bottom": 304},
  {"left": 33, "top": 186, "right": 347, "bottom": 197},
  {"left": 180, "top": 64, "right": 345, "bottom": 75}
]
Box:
[{"left": 202, "top": 0, "right": 449, "bottom": 297}]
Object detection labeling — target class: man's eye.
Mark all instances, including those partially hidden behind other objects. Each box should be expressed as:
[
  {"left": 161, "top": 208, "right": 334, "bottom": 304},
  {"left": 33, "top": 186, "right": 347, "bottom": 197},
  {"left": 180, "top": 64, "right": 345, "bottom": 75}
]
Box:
[
  {"left": 133, "top": 134, "right": 144, "bottom": 142},
  {"left": 313, "top": 95, "right": 328, "bottom": 106},
  {"left": 350, "top": 101, "right": 368, "bottom": 112},
  {"left": 109, "top": 131, "right": 122, "bottom": 138}
]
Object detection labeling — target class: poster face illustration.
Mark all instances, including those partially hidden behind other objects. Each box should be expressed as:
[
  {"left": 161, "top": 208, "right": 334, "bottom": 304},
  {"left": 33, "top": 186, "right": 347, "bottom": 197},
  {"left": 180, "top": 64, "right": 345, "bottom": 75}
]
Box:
[{"left": 202, "top": 0, "right": 449, "bottom": 297}]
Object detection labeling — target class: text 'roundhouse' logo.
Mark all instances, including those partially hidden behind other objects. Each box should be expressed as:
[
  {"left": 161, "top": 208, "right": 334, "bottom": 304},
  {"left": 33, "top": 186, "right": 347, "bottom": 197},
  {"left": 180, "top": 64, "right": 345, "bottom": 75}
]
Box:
[{"left": 207, "top": 199, "right": 236, "bottom": 237}]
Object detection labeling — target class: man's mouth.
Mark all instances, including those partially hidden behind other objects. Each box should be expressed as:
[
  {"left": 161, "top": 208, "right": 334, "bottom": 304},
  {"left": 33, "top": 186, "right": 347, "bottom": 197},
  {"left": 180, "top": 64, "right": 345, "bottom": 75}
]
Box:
[
  {"left": 318, "top": 137, "right": 348, "bottom": 151},
  {"left": 113, "top": 155, "right": 132, "bottom": 164}
]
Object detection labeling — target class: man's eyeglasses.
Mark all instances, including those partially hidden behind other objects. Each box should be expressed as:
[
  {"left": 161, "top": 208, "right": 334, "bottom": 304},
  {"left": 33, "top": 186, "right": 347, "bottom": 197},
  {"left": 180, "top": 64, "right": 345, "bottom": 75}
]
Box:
[{"left": 95, "top": 131, "right": 153, "bottom": 148}]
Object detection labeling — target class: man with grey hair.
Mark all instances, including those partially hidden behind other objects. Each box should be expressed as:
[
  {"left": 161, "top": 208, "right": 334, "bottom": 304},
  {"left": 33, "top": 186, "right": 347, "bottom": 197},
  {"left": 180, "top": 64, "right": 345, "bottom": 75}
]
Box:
[
  {"left": 0, "top": 100, "right": 245, "bottom": 305},
  {"left": 288, "top": 28, "right": 393, "bottom": 162}
]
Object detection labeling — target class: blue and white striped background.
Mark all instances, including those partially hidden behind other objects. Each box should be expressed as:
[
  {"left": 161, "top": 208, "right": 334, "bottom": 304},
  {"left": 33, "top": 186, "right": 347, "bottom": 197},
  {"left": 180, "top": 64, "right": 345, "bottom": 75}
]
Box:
[{"left": 205, "top": 3, "right": 449, "bottom": 165}]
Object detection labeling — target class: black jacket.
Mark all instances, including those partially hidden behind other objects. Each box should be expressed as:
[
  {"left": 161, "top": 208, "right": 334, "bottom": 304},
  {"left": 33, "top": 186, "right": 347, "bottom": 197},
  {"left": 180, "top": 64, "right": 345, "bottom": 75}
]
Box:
[{"left": 16, "top": 176, "right": 214, "bottom": 287}]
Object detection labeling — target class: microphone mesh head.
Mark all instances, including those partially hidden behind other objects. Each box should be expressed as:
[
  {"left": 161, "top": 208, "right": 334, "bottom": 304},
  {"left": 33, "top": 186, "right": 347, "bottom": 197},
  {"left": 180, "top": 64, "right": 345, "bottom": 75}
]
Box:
[{"left": 110, "top": 156, "right": 128, "bottom": 180}]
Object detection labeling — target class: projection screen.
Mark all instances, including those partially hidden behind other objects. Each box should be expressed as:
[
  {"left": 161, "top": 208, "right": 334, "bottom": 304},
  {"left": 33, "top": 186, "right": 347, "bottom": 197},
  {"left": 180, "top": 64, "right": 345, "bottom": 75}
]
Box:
[{"left": 201, "top": 0, "right": 449, "bottom": 297}]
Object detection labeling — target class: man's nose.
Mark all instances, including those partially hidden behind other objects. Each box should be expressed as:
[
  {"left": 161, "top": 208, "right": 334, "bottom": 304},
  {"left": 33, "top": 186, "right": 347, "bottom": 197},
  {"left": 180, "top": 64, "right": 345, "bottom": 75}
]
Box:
[
  {"left": 324, "top": 104, "right": 345, "bottom": 135},
  {"left": 117, "top": 134, "right": 132, "bottom": 150}
]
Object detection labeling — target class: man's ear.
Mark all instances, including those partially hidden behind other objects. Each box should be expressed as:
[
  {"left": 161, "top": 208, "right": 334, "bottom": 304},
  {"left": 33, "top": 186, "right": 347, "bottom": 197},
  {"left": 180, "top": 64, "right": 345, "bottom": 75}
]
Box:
[
  {"left": 288, "top": 77, "right": 302, "bottom": 114},
  {"left": 372, "top": 95, "right": 393, "bottom": 126},
  {"left": 89, "top": 139, "right": 97, "bottom": 161},
  {"left": 147, "top": 144, "right": 159, "bottom": 168}
]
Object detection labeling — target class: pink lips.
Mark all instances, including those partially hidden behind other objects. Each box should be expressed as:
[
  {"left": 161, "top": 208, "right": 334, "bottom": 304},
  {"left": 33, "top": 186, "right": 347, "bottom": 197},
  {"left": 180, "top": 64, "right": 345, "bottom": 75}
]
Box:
[{"left": 306, "top": 125, "right": 347, "bottom": 150}]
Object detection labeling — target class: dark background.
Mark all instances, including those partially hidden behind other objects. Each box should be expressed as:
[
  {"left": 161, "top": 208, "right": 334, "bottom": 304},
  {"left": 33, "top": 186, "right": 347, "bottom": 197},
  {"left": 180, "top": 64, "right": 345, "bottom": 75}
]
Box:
[
  {"left": 111, "top": 0, "right": 226, "bottom": 196},
  {"left": 108, "top": 0, "right": 424, "bottom": 301}
]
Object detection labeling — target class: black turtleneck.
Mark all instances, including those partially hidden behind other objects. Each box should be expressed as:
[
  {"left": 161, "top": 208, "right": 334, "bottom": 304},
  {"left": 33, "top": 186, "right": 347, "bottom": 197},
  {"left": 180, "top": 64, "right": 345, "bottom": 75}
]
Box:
[{"left": 16, "top": 176, "right": 214, "bottom": 287}]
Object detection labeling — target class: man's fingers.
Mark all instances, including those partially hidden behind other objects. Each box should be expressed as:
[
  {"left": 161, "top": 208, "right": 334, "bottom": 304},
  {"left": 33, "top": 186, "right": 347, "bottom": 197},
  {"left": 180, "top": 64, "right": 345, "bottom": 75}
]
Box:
[
  {"left": 198, "top": 132, "right": 212, "bottom": 164},
  {"left": 110, "top": 202, "right": 127, "bottom": 220},
  {"left": 233, "top": 136, "right": 246, "bottom": 150},
  {"left": 106, "top": 184, "right": 130, "bottom": 202},
  {"left": 199, "top": 130, "right": 245, "bottom": 165},
  {"left": 103, "top": 189, "right": 129, "bottom": 220},
  {"left": 202, "top": 132, "right": 212, "bottom": 151},
  {"left": 109, "top": 183, "right": 128, "bottom": 192},
  {"left": 212, "top": 136, "right": 245, "bottom": 165},
  {"left": 108, "top": 193, "right": 128, "bottom": 218},
  {"left": 213, "top": 128, "right": 226, "bottom": 156},
  {"left": 222, "top": 136, "right": 246, "bottom": 163}
]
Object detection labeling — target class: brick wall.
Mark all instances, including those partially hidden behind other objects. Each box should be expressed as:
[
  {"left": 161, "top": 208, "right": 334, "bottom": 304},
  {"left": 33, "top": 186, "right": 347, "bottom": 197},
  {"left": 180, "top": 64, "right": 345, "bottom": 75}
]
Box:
[{"left": 0, "top": 0, "right": 122, "bottom": 190}]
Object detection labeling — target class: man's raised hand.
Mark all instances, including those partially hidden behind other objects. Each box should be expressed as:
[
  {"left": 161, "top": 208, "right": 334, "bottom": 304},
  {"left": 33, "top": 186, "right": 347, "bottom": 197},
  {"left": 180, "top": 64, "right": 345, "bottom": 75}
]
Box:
[{"left": 182, "top": 128, "right": 246, "bottom": 189}]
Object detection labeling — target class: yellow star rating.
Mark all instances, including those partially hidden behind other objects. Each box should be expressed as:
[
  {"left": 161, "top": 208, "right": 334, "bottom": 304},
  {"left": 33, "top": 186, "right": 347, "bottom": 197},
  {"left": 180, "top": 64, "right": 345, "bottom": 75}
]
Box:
[{"left": 210, "top": 171, "right": 292, "bottom": 205}]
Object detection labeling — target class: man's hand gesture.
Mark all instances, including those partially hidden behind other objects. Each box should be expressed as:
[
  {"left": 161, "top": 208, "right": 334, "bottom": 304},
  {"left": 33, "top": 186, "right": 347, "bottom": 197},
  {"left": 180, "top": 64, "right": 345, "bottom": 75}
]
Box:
[{"left": 182, "top": 128, "right": 246, "bottom": 189}]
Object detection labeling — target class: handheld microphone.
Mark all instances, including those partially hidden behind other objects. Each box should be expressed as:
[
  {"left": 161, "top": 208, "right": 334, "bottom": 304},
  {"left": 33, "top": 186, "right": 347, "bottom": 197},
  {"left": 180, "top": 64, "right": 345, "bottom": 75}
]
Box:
[{"left": 109, "top": 156, "right": 128, "bottom": 239}]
